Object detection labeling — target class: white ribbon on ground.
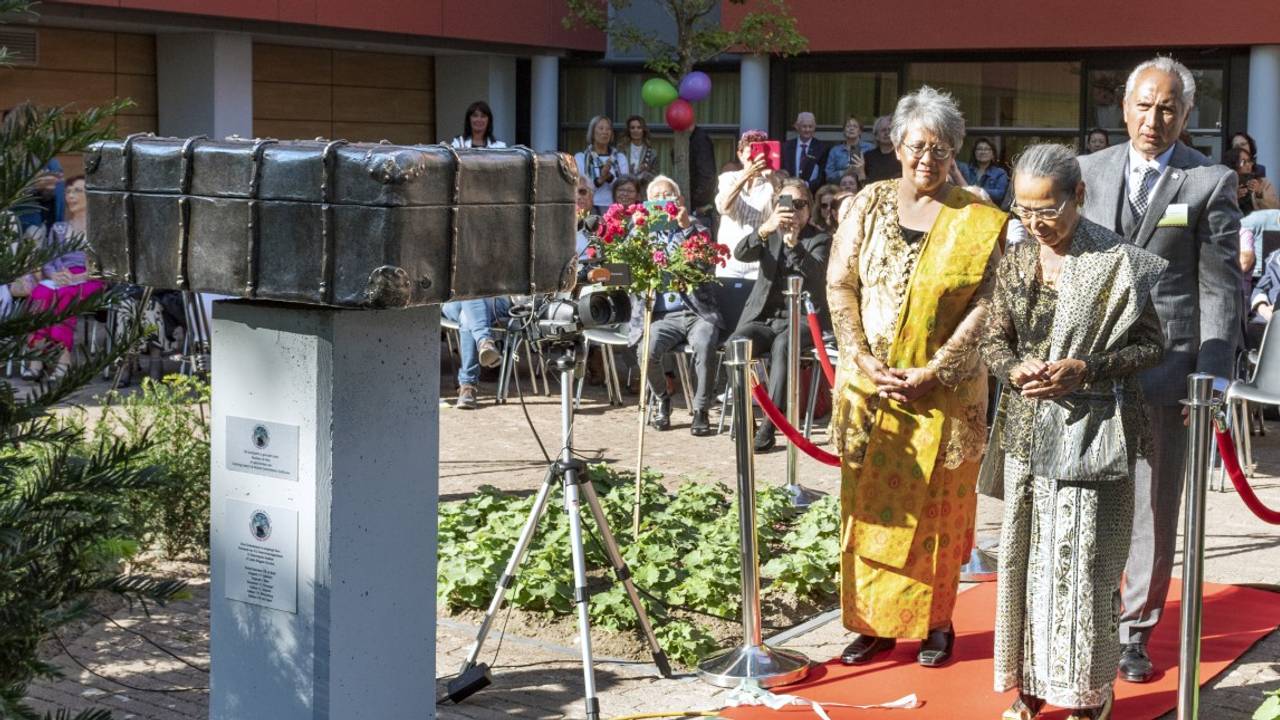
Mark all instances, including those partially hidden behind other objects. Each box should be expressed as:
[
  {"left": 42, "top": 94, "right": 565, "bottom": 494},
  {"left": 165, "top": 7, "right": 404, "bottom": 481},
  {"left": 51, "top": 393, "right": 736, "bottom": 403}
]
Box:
[{"left": 724, "top": 684, "right": 921, "bottom": 719}]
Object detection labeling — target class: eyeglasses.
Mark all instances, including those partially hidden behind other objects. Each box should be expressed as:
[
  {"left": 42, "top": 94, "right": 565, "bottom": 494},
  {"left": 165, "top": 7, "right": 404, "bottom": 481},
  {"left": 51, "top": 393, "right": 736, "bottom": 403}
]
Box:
[
  {"left": 1010, "top": 196, "right": 1071, "bottom": 222},
  {"left": 902, "top": 143, "right": 954, "bottom": 160}
]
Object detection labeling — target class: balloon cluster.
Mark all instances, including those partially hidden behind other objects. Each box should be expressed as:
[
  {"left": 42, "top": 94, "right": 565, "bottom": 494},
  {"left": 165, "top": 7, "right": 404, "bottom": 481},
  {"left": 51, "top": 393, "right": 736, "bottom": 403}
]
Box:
[{"left": 641, "top": 71, "right": 711, "bottom": 133}]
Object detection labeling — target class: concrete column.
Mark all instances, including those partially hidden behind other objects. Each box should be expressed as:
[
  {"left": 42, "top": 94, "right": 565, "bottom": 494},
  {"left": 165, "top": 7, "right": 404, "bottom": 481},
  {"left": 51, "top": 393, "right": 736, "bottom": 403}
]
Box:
[
  {"left": 739, "top": 54, "right": 770, "bottom": 134},
  {"left": 1248, "top": 45, "right": 1280, "bottom": 180},
  {"left": 210, "top": 301, "right": 439, "bottom": 720},
  {"left": 156, "top": 33, "right": 253, "bottom": 139},
  {"left": 434, "top": 55, "right": 517, "bottom": 145},
  {"left": 531, "top": 55, "right": 560, "bottom": 152}
]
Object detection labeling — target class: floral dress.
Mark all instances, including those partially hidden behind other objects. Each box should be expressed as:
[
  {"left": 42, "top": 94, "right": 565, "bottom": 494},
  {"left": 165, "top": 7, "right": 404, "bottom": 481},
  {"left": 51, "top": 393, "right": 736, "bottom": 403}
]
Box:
[{"left": 980, "top": 223, "right": 1164, "bottom": 709}]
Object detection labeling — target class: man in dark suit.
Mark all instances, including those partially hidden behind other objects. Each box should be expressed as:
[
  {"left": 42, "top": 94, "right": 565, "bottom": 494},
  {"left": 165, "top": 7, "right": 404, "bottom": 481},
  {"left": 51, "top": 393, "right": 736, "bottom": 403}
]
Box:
[
  {"left": 1077, "top": 56, "right": 1242, "bottom": 684},
  {"left": 727, "top": 177, "right": 831, "bottom": 451},
  {"left": 628, "top": 175, "right": 726, "bottom": 436},
  {"left": 782, "top": 112, "right": 830, "bottom": 193}
]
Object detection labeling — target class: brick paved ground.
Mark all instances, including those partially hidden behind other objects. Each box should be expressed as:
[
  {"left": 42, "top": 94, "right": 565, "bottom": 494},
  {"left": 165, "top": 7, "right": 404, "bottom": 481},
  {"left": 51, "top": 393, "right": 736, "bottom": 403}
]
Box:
[{"left": 23, "top": 374, "right": 1280, "bottom": 719}]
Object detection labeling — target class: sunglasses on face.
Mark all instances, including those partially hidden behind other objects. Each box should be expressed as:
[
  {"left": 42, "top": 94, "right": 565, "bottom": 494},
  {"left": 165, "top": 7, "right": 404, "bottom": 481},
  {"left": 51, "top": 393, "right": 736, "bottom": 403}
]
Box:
[{"left": 790, "top": 199, "right": 810, "bottom": 210}]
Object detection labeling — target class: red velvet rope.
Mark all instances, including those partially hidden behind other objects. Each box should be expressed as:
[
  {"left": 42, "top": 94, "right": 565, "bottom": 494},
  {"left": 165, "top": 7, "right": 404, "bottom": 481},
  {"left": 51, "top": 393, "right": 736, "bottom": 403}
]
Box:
[
  {"left": 1213, "top": 428, "right": 1280, "bottom": 525},
  {"left": 749, "top": 379, "right": 840, "bottom": 466},
  {"left": 807, "top": 311, "right": 836, "bottom": 388}
]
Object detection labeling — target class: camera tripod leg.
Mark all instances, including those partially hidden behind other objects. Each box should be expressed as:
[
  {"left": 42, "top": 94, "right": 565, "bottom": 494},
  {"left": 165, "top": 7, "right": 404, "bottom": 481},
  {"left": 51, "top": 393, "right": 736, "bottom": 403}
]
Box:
[
  {"left": 458, "top": 463, "right": 559, "bottom": 675},
  {"left": 579, "top": 480, "right": 673, "bottom": 678},
  {"left": 561, "top": 462, "right": 602, "bottom": 720}
]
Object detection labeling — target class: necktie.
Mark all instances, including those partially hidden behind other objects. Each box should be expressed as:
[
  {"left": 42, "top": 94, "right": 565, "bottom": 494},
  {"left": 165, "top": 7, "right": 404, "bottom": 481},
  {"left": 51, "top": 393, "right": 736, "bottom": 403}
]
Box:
[
  {"left": 1130, "top": 166, "right": 1160, "bottom": 218},
  {"left": 799, "top": 142, "right": 810, "bottom": 179}
]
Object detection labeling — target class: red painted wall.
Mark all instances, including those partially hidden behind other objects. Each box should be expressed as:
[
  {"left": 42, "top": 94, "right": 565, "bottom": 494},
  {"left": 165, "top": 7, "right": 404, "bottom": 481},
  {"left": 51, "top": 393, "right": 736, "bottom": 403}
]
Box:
[
  {"left": 48, "top": 0, "right": 605, "bottom": 51},
  {"left": 724, "top": 0, "right": 1280, "bottom": 52}
]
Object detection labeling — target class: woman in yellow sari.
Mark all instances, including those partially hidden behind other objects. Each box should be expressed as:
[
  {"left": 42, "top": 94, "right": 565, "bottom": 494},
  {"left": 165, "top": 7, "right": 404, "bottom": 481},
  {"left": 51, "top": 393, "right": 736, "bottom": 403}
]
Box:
[{"left": 828, "top": 86, "right": 1006, "bottom": 667}]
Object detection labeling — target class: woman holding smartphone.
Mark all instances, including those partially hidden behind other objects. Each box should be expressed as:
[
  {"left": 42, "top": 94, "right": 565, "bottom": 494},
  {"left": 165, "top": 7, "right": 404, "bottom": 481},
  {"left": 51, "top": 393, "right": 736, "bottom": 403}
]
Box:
[
  {"left": 576, "top": 116, "right": 630, "bottom": 215},
  {"left": 714, "top": 129, "right": 780, "bottom": 279}
]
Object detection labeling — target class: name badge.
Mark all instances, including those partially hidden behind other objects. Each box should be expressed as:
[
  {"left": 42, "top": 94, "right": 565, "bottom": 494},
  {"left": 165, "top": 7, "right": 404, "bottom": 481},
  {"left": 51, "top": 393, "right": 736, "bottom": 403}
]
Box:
[{"left": 1157, "top": 203, "right": 1189, "bottom": 228}]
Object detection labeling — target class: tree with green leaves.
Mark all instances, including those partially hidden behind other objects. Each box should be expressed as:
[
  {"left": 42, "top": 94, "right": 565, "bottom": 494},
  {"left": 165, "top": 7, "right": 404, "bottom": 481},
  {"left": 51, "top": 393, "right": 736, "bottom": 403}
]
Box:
[
  {"left": 563, "top": 0, "right": 808, "bottom": 199},
  {"left": 1, "top": 3, "right": 186, "bottom": 717}
]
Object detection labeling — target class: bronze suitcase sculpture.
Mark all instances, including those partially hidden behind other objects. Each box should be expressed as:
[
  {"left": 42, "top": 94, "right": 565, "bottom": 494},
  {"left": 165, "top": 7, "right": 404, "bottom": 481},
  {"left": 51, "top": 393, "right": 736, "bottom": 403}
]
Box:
[{"left": 85, "top": 135, "right": 578, "bottom": 308}]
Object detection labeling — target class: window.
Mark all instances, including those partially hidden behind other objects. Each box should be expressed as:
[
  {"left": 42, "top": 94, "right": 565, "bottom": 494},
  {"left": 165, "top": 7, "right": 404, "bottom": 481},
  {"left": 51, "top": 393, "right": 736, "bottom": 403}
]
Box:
[
  {"left": 786, "top": 71, "right": 898, "bottom": 130},
  {"left": 1086, "top": 64, "right": 1225, "bottom": 159},
  {"left": 559, "top": 67, "right": 740, "bottom": 181},
  {"left": 907, "top": 61, "right": 1080, "bottom": 130}
]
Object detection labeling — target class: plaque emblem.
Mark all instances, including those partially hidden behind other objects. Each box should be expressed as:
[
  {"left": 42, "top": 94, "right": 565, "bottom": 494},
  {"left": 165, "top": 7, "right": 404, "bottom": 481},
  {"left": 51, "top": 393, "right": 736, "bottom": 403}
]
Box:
[
  {"left": 250, "top": 510, "right": 272, "bottom": 541},
  {"left": 252, "top": 424, "right": 270, "bottom": 449}
]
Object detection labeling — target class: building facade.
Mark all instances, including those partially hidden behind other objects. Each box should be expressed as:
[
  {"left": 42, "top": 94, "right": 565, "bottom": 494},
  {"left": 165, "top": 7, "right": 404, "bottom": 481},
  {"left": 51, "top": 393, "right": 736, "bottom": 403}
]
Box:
[{"left": 1, "top": 1, "right": 1278, "bottom": 181}]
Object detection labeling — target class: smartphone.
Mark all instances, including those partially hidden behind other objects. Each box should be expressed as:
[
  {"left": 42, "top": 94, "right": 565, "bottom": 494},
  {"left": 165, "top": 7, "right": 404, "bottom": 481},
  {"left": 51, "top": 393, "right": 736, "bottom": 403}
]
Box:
[
  {"left": 748, "top": 140, "right": 782, "bottom": 171},
  {"left": 777, "top": 194, "right": 794, "bottom": 210}
]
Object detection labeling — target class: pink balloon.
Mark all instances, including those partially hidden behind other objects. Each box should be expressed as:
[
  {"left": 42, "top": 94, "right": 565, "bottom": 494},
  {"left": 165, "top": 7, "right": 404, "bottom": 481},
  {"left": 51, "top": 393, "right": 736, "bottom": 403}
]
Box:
[{"left": 665, "top": 99, "right": 695, "bottom": 132}]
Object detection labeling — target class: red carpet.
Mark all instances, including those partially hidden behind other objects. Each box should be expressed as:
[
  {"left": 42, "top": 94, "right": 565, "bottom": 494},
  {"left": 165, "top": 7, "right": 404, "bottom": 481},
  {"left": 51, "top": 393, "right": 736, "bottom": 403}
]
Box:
[{"left": 723, "top": 580, "right": 1280, "bottom": 719}]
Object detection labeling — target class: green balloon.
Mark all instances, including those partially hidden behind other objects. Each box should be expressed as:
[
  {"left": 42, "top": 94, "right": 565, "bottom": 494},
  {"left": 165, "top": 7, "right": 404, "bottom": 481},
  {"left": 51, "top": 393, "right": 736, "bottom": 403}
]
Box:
[{"left": 641, "top": 78, "right": 679, "bottom": 108}]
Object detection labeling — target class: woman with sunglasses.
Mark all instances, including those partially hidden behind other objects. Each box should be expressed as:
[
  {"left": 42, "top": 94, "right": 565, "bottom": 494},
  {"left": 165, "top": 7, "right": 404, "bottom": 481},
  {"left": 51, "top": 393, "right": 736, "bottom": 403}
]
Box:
[
  {"left": 812, "top": 183, "right": 842, "bottom": 232},
  {"left": 827, "top": 85, "right": 1006, "bottom": 668},
  {"left": 981, "top": 144, "right": 1165, "bottom": 720}
]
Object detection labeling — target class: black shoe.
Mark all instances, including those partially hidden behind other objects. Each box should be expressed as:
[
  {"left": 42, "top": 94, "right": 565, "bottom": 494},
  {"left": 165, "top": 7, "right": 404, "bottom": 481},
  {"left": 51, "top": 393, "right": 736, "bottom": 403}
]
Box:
[
  {"left": 840, "top": 634, "right": 896, "bottom": 665},
  {"left": 690, "top": 410, "right": 713, "bottom": 436},
  {"left": 753, "top": 424, "right": 776, "bottom": 452},
  {"left": 650, "top": 396, "right": 672, "bottom": 431},
  {"left": 1118, "top": 642, "right": 1153, "bottom": 683},
  {"left": 917, "top": 623, "right": 955, "bottom": 667}
]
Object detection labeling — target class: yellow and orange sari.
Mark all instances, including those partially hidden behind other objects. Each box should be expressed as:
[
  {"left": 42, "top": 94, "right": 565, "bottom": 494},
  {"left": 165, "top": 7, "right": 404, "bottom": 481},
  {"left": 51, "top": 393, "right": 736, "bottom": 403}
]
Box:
[{"left": 827, "top": 180, "right": 1006, "bottom": 639}]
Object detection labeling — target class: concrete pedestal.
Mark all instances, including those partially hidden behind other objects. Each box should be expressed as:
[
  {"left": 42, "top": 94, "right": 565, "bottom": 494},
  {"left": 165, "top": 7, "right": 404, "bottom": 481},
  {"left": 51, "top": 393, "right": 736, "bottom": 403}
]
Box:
[{"left": 209, "top": 301, "right": 440, "bottom": 719}]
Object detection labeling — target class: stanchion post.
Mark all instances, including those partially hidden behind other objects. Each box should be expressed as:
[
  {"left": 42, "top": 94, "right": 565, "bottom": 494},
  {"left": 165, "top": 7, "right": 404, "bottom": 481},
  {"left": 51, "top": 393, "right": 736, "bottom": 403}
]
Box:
[
  {"left": 783, "top": 276, "right": 819, "bottom": 509},
  {"left": 1178, "top": 372, "right": 1215, "bottom": 720},
  {"left": 696, "top": 338, "right": 810, "bottom": 689}
]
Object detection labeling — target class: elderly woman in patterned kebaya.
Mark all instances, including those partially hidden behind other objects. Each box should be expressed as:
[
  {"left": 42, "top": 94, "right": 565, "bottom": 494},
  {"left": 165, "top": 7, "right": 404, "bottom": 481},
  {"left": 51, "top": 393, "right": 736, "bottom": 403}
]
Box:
[
  {"left": 827, "top": 86, "right": 1006, "bottom": 669},
  {"left": 980, "top": 144, "right": 1165, "bottom": 720}
]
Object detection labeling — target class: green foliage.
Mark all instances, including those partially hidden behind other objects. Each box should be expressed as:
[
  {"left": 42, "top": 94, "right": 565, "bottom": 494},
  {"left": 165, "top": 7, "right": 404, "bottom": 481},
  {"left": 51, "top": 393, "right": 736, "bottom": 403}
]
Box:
[
  {"left": 1, "top": 6, "right": 183, "bottom": 717},
  {"left": 1256, "top": 690, "right": 1280, "bottom": 720},
  {"left": 561, "top": 0, "right": 808, "bottom": 201},
  {"left": 761, "top": 495, "right": 840, "bottom": 598},
  {"left": 94, "top": 375, "right": 212, "bottom": 561},
  {"left": 562, "top": 0, "right": 808, "bottom": 82},
  {"left": 436, "top": 465, "right": 841, "bottom": 668}
]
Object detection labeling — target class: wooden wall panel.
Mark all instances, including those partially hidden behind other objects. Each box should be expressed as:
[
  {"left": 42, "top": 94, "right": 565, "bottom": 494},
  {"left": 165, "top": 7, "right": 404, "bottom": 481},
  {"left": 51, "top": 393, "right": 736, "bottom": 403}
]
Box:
[
  {"left": 331, "top": 86, "right": 429, "bottom": 123},
  {"left": 0, "top": 69, "right": 118, "bottom": 108},
  {"left": 35, "top": 28, "right": 117, "bottom": 72},
  {"left": 255, "top": 81, "right": 332, "bottom": 121},
  {"left": 115, "top": 33, "right": 155, "bottom": 75},
  {"left": 333, "top": 121, "right": 431, "bottom": 145},
  {"left": 115, "top": 73, "right": 156, "bottom": 116},
  {"left": 255, "top": 119, "right": 333, "bottom": 141},
  {"left": 254, "top": 44, "right": 332, "bottom": 83},
  {"left": 253, "top": 42, "right": 434, "bottom": 143},
  {"left": 331, "top": 50, "right": 431, "bottom": 89}
]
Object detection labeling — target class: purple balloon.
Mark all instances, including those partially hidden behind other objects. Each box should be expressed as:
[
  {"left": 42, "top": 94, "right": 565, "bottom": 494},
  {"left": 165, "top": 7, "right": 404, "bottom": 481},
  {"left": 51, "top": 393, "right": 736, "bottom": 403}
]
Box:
[{"left": 678, "top": 71, "right": 712, "bottom": 102}]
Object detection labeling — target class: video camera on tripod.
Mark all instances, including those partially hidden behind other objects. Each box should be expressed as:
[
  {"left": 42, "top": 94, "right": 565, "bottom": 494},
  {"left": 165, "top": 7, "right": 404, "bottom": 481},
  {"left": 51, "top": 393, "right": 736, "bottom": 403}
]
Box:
[{"left": 509, "top": 261, "right": 633, "bottom": 342}]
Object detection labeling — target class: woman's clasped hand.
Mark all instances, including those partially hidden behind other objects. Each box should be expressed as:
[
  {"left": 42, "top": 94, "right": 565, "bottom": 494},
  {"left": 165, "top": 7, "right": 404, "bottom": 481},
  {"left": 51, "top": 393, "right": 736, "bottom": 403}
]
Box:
[
  {"left": 1009, "top": 357, "right": 1088, "bottom": 399},
  {"left": 855, "top": 353, "right": 938, "bottom": 403}
]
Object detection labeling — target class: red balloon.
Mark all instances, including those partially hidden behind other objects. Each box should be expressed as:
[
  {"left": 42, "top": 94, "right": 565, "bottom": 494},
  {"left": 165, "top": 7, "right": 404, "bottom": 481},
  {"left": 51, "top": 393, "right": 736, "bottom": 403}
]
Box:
[{"left": 665, "top": 99, "right": 695, "bottom": 132}]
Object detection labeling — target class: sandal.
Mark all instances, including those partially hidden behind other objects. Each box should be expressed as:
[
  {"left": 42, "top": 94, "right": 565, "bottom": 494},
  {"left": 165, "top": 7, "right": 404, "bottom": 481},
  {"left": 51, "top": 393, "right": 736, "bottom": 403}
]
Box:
[
  {"left": 1002, "top": 693, "right": 1046, "bottom": 720},
  {"left": 1065, "top": 697, "right": 1112, "bottom": 720}
]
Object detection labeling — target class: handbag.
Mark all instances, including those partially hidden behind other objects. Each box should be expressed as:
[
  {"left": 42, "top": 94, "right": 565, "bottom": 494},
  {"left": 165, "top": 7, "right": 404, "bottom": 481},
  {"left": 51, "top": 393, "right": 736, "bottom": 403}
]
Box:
[{"left": 1029, "top": 383, "right": 1129, "bottom": 481}]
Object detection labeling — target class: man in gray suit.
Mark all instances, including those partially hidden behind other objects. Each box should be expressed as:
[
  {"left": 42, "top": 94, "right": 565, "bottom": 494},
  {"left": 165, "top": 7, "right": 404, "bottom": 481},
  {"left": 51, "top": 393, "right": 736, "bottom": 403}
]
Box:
[{"left": 1078, "top": 56, "right": 1242, "bottom": 683}]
